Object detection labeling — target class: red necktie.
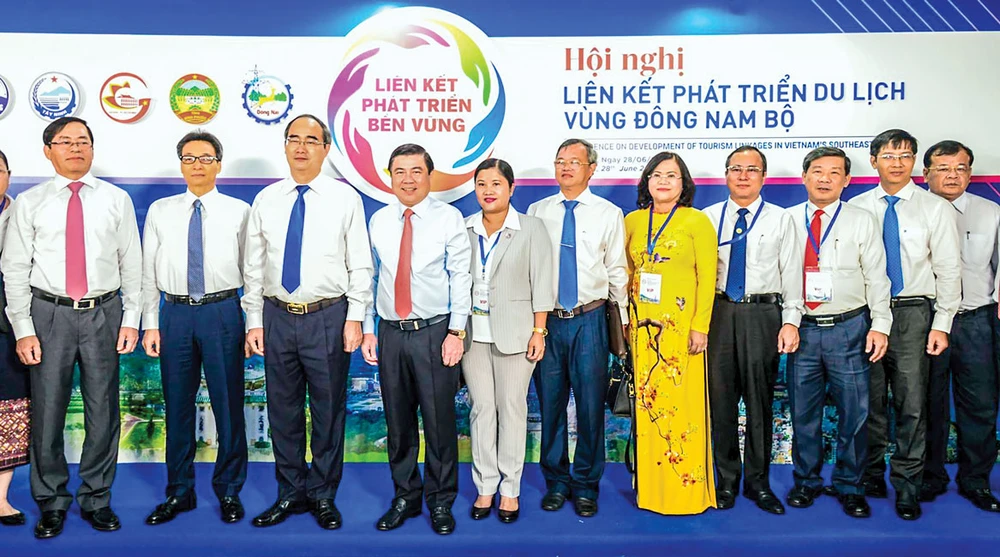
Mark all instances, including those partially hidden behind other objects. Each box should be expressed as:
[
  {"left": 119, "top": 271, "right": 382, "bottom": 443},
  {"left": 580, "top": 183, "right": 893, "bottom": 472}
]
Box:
[
  {"left": 394, "top": 209, "right": 414, "bottom": 318},
  {"left": 66, "top": 181, "right": 88, "bottom": 301},
  {"left": 804, "top": 209, "right": 823, "bottom": 310}
]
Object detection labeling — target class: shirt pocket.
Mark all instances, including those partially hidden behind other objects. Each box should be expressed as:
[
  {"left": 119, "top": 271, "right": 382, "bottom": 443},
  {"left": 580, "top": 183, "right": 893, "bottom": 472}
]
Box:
[
  {"left": 750, "top": 234, "right": 779, "bottom": 265},
  {"left": 832, "top": 238, "right": 860, "bottom": 271},
  {"left": 962, "top": 232, "right": 993, "bottom": 267},
  {"left": 414, "top": 237, "right": 447, "bottom": 272},
  {"left": 899, "top": 226, "right": 929, "bottom": 261}
]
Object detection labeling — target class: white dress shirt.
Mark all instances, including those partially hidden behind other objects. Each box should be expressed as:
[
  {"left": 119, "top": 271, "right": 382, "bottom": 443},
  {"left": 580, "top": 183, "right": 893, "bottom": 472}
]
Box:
[
  {"left": 363, "top": 195, "right": 472, "bottom": 333},
  {"left": 141, "top": 188, "right": 250, "bottom": 329},
  {"left": 241, "top": 175, "right": 373, "bottom": 330},
  {"left": 948, "top": 192, "right": 1000, "bottom": 311},
  {"left": 0, "top": 194, "right": 14, "bottom": 249},
  {"left": 526, "top": 187, "right": 628, "bottom": 323},
  {"left": 703, "top": 196, "right": 805, "bottom": 326},
  {"left": 2, "top": 173, "right": 142, "bottom": 339},
  {"left": 788, "top": 200, "right": 893, "bottom": 335},
  {"left": 849, "top": 181, "right": 962, "bottom": 332},
  {"left": 468, "top": 208, "right": 521, "bottom": 343}
]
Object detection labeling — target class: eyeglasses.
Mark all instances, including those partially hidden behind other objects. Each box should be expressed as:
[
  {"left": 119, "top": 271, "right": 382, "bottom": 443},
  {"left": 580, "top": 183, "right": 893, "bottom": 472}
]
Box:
[
  {"left": 726, "top": 165, "right": 763, "bottom": 175},
  {"left": 180, "top": 155, "right": 220, "bottom": 165},
  {"left": 554, "top": 159, "right": 590, "bottom": 168},
  {"left": 929, "top": 165, "right": 971, "bottom": 175},
  {"left": 285, "top": 137, "right": 326, "bottom": 148},
  {"left": 48, "top": 140, "right": 92, "bottom": 150},
  {"left": 648, "top": 172, "right": 681, "bottom": 182},
  {"left": 878, "top": 153, "right": 915, "bottom": 162}
]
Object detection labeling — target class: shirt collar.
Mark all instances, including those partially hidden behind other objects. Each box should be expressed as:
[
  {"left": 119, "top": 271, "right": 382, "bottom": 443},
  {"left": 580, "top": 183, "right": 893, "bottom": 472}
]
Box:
[
  {"left": 184, "top": 186, "right": 219, "bottom": 208},
  {"left": 283, "top": 175, "right": 330, "bottom": 196},
  {"left": 806, "top": 199, "right": 841, "bottom": 219},
  {"left": 876, "top": 180, "right": 916, "bottom": 201},
  {"left": 726, "top": 195, "right": 762, "bottom": 217},
  {"left": 397, "top": 195, "right": 433, "bottom": 219},
  {"left": 467, "top": 208, "right": 522, "bottom": 237},
  {"left": 53, "top": 172, "right": 97, "bottom": 191},
  {"left": 951, "top": 192, "right": 969, "bottom": 214},
  {"left": 557, "top": 187, "right": 597, "bottom": 206}
]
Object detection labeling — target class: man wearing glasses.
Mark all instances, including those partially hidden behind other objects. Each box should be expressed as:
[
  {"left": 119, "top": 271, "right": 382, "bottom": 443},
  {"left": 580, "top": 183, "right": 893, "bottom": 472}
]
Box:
[
  {"left": 2, "top": 116, "right": 142, "bottom": 538},
  {"left": 920, "top": 140, "right": 1000, "bottom": 513},
  {"left": 242, "top": 114, "right": 373, "bottom": 530},
  {"left": 140, "top": 131, "right": 250, "bottom": 526},
  {"left": 526, "top": 138, "right": 628, "bottom": 518},
  {"left": 703, "top": 145, "right": 803, "bottom": 515},
  {"left": 849, "top": 129, "right": 961, "bottom": 520}
]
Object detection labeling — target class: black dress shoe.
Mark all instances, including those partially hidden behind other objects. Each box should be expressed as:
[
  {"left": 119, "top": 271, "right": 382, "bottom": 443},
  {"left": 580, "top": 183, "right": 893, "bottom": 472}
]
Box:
[
  {"left": 919, "top": 482, "right": 947, "bottom": 502},
  {"left": 145, "top": 494, "right": 197, "bottom": 525},
  {"left": 82, "top": 507, "right": 121, "bottom": 532},
  {"left": 497, "top": 507, "right": 519, "bottom": 523},
  {"left": 573, "top": 496, "right": 598, "bottom": 517},
  {"left": 959, "top": 488, "right": 1000, "bottom": 512},
  {"left": 822, "top": 485, "right": 839, "bottom": 497},
  {"left": 430, "top": 506, "right": 455, "bottom": 535},
  {"left": 864, "top": 477, "right": 888, "bottom": 498},
  {"left": 0, "top": 512, "right": 25, "bottom": 526},
  {"left": 376, "top": 498, "right": 421, "bottom": 531},
  {"left": 716, "top": 489, "right": 736, "bottom": 510},
  {"left": 786, "top": 486, "right": 822, "bottom": 509},
  {"left": 34, "top": 510, "right": 66, "bottom": 539},
  {"left": 540, "top": 491, "right": 567, "bottom": 511},
  {"left": 840, "top": 494, "right": 871, "bottom": 518},
  {"left": 470, "top": 498, "right": 493, "bottom": 520},
  {"left": 251, "top": 499, "right": 309, "bottom": 528},
  {"left": 220, "top": 496, "right": 244, "bottom": 523},
  {"left": 312, "top": 499, "right": 342, "bottom": 530},
  {"left": 746, "top": 490, "right": 785, "bottom": 515},
  {"left": 895, "top": 496, "right": 922, "bottom": 520}
]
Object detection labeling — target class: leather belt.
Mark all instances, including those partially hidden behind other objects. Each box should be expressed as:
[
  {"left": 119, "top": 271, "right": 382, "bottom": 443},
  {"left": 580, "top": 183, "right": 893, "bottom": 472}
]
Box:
[
  {"left": 266, "top": 295, "right": 344, "bottom": 315},
  {"left": 165, "top": 289, "right": 238, "bottom": 306},
  {"left": 31, "top": 287, "right": 117, "bottom": 310},
  {"left": 716, "top": 292, "right": 782, "bottom": 305},
  {"left": 382, "top": 314, "right": 448, "bottom": 331},
  {"left": 890, "top": 296, "right": 930, "bottom": 309},
  {"left": 801, "top": 306, "right": 867, "bottom": 328},
  {"left": 550, "top": 299, "right": 606, "bottom": 320},
  {"left": 956, "top": 303, "right": 995, "bottom": 318}
]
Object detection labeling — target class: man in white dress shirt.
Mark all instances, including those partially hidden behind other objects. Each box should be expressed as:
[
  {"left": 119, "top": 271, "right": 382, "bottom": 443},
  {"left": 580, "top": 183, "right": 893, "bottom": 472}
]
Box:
[
  {"left": 242, "top": 114, "right": 373, "bottom": 530},
  {"left": 849, "top": 129, "right": 961, "bottom": 520},
  {"left": 921, "top": 140, "right": 1000, "bottom": 512},
  {"left": 140, "top": 131, "right": 250, "bottom": 526},
  {"left": 2, "top": 116, "right": 142, "bottom": 538},
  {"left": 361, "top": 143, "right": 472, "bottom": 535},
  {"left": 704, "top": 145, "right": 803, "bottom": 515},
  {"left": 784, "top": 147, "right": 891, "bottom": 519},
  {"left": 526, "top": 138, "right": 628, "bottom": 518}
]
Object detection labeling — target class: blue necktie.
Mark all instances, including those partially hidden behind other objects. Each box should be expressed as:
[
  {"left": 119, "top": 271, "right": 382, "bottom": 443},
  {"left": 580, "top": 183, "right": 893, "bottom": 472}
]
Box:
[
  {"left": 883, "top": 195, "right": 904, "bottom": 297},
  {"left": 558, "top": 200, "right": 579, "bottom": 310},
  {"left": 725, "top": 208, "right": 749, "bottom": 302},
  {"left": 281, "top": 185, "right": 309, "bottom": 294},
  {"left": 187, "top": 199, "right": 205, "bottom": 302}
]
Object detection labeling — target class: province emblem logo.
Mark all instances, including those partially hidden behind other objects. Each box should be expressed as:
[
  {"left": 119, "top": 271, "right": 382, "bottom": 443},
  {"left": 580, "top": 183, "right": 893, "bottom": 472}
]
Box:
[
  {"left": 100, "top": 72, "right": 152, "bottom": 124},
  {"left": 169, "top": 74, "right": 220, "bottom": 125},
  {"left": 242, "top": 66, "right": 293, "bottom": 125},
  {"left": 30, "top": 72, "right": 81, "bottom": 121},
  {"left": 0, "top": 74, "right": 11, "bottom": 120},
  {"left": 327, "top": 7, "right": 507, "bottom": 204}
]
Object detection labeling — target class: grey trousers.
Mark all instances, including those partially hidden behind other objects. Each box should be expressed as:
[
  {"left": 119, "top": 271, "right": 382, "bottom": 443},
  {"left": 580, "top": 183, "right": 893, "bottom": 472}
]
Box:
[
  {"left": 29, "top": 296, "right": 122, "bottom": 512},
  {"left": 462, "top": 342, "right": 535, "bottom": 497}
]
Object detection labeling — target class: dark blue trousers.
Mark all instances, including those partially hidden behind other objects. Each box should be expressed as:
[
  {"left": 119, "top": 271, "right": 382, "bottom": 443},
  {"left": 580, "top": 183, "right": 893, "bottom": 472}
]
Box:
[
  {"left": 263, "top": 298, "right": 350, "bottom": 502},
  {"left": 788, "top": 311, "right": 870, "bottom": 495},
  {"left": 160, "top": 297, "right": 247, "bottom": 501},
  {"left": 533, "top": 306, "right": 609, "bottom": 500}
]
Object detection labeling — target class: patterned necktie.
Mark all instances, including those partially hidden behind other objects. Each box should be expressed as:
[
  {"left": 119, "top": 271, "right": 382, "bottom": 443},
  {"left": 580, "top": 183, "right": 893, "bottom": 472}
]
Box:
[
  {"left": 65, "top": 181, "right": 88, "bottom": 301},
  {"left": 281, "top": 185, "right": 309, "bottom": 294},
  {"left": 804, "top": 209, "right": 824, "bottom": 310},
  {"left": 395, "top": 208, "right": 414, "bottom": 318},
  {"left": 558, "top": 200, "right": 580, "bottom": 310},
  {"left": 725, "top": 208, "right": 749, "bottom": 302},
  {"left": 883, "top": 195, "right": 904, "bottom": 297},
  {"left": 187, "top": 199, "right": 205, "bottom": 302}
]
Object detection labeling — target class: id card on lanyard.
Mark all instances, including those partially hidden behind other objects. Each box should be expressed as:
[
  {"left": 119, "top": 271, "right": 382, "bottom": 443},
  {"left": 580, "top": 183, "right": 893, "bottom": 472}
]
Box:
[
  {"left": 804, "top": 203, "right": 842, "bottom": 303},
  {"left": 473, "top": 233, "right": 502, "bottom": 315},
  {"left": 640, "top": 205, "right": 678, "bottom": 304}
]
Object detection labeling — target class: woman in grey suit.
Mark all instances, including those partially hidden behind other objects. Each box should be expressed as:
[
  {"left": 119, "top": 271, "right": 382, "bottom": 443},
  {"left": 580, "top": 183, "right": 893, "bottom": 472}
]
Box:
[{"left": 463, "top": 158, "right": 554, "bottom": 523}]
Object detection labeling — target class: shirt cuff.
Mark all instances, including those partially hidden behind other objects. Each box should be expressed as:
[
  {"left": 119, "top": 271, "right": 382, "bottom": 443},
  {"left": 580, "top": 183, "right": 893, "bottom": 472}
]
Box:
[
  {"left": 142, "top": 311, "right": 160, "bottom": 330},
  {"left": 12, "top": 318, "right": 36, "bottom": 340},
  {"left": 448, "top": 312, "right": 469, "bottom": 330},
  {"left": 121, "top": 310, "right": 141, "bottom": 330},
  {"left": 870, "top": 317, "right": 892, "bottom": 336},
  {"left": 931, "top": 312, "right": 954, "bottom": 334},
  {"left": 246, "top": 311, "right": 263, "bottom": 331},
  {"left": 347, "top": 303, "right": 365, "bottom": 323},
  {"left": 362, "top": 315, "right": 375, "bottom": 335},
  {"left": 782, "top": 308, "right": 802, "bottom": 327}
]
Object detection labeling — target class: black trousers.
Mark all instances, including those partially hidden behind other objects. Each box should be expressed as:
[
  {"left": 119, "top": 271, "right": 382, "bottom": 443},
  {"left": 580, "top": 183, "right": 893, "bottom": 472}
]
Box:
[
  {"left": 865, "top": 302, "right": 931, "bottom": 500},
  {"left": 707, "top": 298, "right": 781, "bottom": 494},
  {"left": 378, "top": 319, "right": 460, "bottom": 509},
  {"left": 924, "top": 304, "right": 998, "bottom": 492},
  {"left": 263, "top": 298, "right": 350, "bottom": 502}
]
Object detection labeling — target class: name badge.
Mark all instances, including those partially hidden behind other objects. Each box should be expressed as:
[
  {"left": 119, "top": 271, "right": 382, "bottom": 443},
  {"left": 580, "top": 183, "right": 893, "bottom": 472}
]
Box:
[
  {"left": 473, "top": 283, "right": 490, "bottom": 316},
  {"left": 804, "top": 266, "right": 833, "bottom": 303},
  {"left": 639, "top": 273, "right": 662, "bottom": 304}
]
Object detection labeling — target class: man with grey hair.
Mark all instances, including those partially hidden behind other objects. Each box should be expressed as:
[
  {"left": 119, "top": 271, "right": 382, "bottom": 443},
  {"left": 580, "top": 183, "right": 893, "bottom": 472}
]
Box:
[{"left": 527, "top": 138, "right": 628, "bottom": 517}]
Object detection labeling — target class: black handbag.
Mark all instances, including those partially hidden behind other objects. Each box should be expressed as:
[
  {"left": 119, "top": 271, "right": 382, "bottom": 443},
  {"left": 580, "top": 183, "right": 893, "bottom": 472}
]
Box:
[{"left": 606, "top": 344, "right": 634, "bottom": 418}]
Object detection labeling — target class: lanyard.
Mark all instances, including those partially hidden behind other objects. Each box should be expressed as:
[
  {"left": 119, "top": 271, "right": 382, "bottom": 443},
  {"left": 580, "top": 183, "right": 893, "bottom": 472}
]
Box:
[
  {"left": 716, "top": 200, "right": 764, "bottom": 247},
  {"left": 647, "top": 204, "right": 680, "bottom": 256},
  {"left": 0, "top": 197, "right": 7, "bottom": 215},
  {"left": 804, "top": 202, "right": 842, "bottom": 257},
  {"left": 478, "top": 233, "right": 502, "bottom": 279}
]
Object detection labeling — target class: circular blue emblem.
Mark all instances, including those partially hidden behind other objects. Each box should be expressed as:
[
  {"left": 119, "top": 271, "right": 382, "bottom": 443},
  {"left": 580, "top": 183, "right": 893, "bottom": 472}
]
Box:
[
  {"left": 0, "top": 74, "right": 11, "bottom": 120},
  {"left": 242, "top": 70, "right": 293, "bottom": 125},
  {"left": 30, "top": 72, "right": 81, "bottom": 121}
]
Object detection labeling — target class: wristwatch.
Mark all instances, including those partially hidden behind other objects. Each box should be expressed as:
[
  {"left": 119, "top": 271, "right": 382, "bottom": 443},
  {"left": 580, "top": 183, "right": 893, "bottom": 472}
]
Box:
[
  {"left": 448, "top": 329, "right": 467, "bottom": 340},
  {"left": 532, "top": 327, "right": 548, "bottom": 337}
]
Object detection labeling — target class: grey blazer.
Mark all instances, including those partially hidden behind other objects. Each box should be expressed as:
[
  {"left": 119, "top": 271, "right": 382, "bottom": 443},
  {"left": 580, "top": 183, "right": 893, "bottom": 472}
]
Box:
[{"left": 465, "top": 212, "right": 554, "bottom": 355}]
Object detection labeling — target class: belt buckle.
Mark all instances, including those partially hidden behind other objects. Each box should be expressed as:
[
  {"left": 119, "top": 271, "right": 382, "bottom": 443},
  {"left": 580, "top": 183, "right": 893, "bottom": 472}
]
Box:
[
  {"left": 72, "top": 298, "right": 95, "bottom": 310},
  {"left": 286, "top": 302, "right": 307, "bottom": 315},
  {"left": 815, "top": 316, "right": 835, "bottom": 327},
  {"left": 555, "top": 309, "right": 575, "bottom": 319},
  {"left": 188, "top": 296, "right": 204, "bottom": 306},
  {"left": 399, "top": 319, "right": 420, "bottom": 331}
]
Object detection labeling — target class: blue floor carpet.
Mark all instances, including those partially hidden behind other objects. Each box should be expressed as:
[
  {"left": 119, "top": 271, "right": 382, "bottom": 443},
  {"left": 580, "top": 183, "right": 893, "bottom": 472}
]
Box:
[{"left": 4, "top": 462, "right": 999, "bottom": 556}]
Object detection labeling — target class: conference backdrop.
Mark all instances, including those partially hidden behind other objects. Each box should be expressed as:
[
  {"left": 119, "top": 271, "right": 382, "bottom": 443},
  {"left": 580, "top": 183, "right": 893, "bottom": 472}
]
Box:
[{"left": 0, "top": 0, "right": 998, "bottom": 465}]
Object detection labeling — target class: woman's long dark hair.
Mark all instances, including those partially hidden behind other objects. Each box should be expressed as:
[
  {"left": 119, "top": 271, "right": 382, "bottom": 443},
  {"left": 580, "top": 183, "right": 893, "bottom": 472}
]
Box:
[{"left": 636, "top": 151, "right": 696, "bottom": 209}]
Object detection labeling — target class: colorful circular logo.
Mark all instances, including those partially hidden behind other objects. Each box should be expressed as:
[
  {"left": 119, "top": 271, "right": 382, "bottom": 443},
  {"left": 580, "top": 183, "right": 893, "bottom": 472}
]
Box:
[
  {"left": 242, "top": 67, "right": 293, "bottom": 125},
  {"left": 30, "top": 72, "right": 81, "bottom": 121},
  {"left": 100, "top": 72, "right": 152, "bottom": 124},
  {"left": 0, "top": 74, "right": 11, "bottom": 120},
  {"left": 327, "top": 7, "right": 507, "bottom": 204},
  {"left": 169, "top": 73, "right": 220, "bottom": 124}
]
